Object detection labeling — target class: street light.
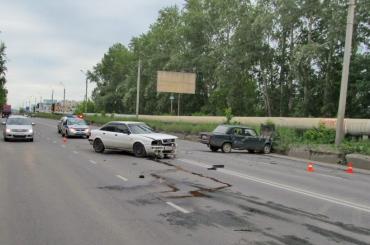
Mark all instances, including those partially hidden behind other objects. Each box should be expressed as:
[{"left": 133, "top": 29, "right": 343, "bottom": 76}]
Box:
[
  {"left": 80, "top": 69, "right": 88, "bottom": 113},
  {"left": 60, "top": 82, "right": 66, "bottom": 114}
]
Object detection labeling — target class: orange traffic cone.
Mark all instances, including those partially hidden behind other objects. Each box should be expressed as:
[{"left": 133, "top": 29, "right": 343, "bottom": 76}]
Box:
[
  {"left": 63, "top": 137, "right": 67, "bottom": 144},
  {"left": 346, "top": 162, "right": 354, "bottom": 174},
  {"left": 307, "top": 162, "right": 314, "bottom": 172}
]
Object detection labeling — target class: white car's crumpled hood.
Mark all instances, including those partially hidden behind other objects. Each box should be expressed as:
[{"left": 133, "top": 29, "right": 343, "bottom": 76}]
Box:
[{"left": 139, "top": 133, "right": 177, "bottom": 141}]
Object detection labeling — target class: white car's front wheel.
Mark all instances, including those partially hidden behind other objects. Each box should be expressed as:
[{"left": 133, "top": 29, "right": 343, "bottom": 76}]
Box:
[{"left": 133, "top": 143, "right": 147, "bottom": 157}]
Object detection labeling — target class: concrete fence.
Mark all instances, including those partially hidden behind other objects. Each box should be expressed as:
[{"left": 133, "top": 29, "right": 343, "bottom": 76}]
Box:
[{"left": 84, "top": 113, "right": 370, "bottom": 136}]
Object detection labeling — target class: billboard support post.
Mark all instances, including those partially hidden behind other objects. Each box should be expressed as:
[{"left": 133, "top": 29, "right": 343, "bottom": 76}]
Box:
[{"left": 177, "top": 94, "right": 181, "bottom": 117}]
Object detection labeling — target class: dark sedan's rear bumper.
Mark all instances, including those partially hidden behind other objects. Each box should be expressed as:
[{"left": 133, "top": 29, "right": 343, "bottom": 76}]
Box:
[{"left": 199, "top": 134, "right": 211, "bottom": 144}]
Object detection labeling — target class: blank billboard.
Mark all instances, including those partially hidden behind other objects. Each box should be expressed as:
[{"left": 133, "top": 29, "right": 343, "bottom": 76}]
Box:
[{"left": 157, "top": 71, "right": 196, "bottom": 94}]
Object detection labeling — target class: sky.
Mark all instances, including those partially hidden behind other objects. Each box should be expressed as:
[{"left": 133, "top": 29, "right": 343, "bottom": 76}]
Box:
[{"left": 0, "top": 0, "right": 185, "bottom": 109}]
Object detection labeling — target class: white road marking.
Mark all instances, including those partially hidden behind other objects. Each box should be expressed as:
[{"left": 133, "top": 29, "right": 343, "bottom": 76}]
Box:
[
  {"left": 73, "top": 150, "right": 79, "bottom": 154},
  {"left": 116, "top": 175, "right": 128, "bottom": 182},
  {"left": 61, "top": 145, "right": 66, "bottom": 148},
  {"left": 166, "top": 202, "right": 190, "bottom": 214},
  {"left": 89, "top": 160, "right": 97, "bottom": 164},
  {"left": 181, "top": 158, "right": 370, "bottom": 213}
]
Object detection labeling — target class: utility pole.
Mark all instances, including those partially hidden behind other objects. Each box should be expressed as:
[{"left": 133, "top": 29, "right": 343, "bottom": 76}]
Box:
[
  {"left": 85, "top": 77, "right": 88, "bottom": 113},
  {"left": 63, "top": 87, "right": 66, "bottom": 114},
  {"left": 136, "top": 59, "right": 141, "bottom": 118},
  {"left": 59, "top": 82, "right": 66, "bottom": 114},
  {"left": 335, "top": 0, "right": 356, "bottom": 145},
  {"left": 51, "top": 90, "right": 54, "bottom": 113},
  {"left": 80, "top": 70, "right": 88, "bottom": 113}
]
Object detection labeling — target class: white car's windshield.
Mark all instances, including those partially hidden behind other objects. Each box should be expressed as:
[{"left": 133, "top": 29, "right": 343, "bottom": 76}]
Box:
[
  {"left": 68, "top": 118, "right": 87, "bottom": 125},
  {"left": 7, "top": 118, "right": 31, "bottom": 125},
  {"left": 128, "top": 124, "right": 154, "bottom": 134}
]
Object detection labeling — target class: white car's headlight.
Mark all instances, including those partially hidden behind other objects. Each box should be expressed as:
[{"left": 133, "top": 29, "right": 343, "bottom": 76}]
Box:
[
  {"left": 5, "top": 128, "right": 11, "bottom": 133},
  {"left": 85, "top": 128, "right": 90, "bottom": 132},
  {"left": 70, "top": 128, "right": 76, "bottom": 133},
  {"left": 28, "top": 129, "right": 33, "bottom": 133}
]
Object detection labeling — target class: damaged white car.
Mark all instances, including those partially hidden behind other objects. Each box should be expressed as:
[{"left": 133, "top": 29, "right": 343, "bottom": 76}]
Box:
[{"left": 89, "top": 121, "right": 177, "bottom": 158}]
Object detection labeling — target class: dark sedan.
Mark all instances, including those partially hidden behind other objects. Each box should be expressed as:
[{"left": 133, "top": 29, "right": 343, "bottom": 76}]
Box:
[{"left": 200, "top": 124, "right": 273, "bottom": 154}]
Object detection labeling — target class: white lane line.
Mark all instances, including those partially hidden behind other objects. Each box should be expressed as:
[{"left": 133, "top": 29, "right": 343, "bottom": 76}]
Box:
[
  {"left": 181, "top": 158, "right": 370, "bottom": 213},
  {"left": 89, "top": 160, "right": 97, "bottom": 164},
  {"left": 116, "top": 175, "right": 128, "bottom": 182},
  {"left": 166, "top": 202, "right": 190, "bottom": 214},
  {"left": 73, "top": 150, "right": 79, "bottom": 154}
]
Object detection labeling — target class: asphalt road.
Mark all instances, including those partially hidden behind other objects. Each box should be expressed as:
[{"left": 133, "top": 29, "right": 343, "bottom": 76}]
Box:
[{"left": 1, "top": 117, "right": 370, "bottom": 245}]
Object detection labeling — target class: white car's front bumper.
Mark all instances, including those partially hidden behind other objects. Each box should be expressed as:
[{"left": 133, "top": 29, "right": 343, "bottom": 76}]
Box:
[
  {"left": 145, "top": 143, "right": 177, "bottom": 157},
  {"left": 4, "top": 131, "right": 34, "bottom": 140}
]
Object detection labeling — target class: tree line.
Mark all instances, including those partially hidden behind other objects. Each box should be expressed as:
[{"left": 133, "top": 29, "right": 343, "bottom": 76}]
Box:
[{"left": 87, "top": 0, "right": 370, "bottom": 118}]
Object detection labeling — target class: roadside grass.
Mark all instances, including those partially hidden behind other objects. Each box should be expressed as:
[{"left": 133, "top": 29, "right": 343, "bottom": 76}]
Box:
[
  {"left": 34, "top": 112, "right": 370, "bottom": 156},
  {"left": 34, "top": 112, "right": 218, "bottom": 134}
]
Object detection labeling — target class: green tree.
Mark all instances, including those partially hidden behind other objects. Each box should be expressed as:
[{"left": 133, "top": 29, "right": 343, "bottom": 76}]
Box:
[{"left": 85, "top": 0, "right": 369, "bottom": 118}]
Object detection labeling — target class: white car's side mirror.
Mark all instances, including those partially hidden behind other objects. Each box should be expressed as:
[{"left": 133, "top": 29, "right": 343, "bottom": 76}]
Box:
[
  {"left": 32, "top": 122, "right": 36, "bottom": 126},
  {"left": 1, "top": 122, "right": 5, "bottom": 125}
]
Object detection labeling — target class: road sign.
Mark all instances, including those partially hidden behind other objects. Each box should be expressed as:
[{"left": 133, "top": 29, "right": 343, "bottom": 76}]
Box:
[{"left": 157, "top": 71, "right": 196, "bottom": 94}]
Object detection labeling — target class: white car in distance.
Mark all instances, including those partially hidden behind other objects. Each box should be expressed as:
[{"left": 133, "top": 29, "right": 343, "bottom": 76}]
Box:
[{"left": 89, "top": 121, "right": 177, "bottom": 158}]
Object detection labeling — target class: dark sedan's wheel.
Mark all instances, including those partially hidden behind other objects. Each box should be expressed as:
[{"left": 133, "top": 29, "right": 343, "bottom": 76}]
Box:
[
  {"left": 4, "top": 138, "right": 8, "bottom": 142},
  {"left": 93, "top": 139, "right": 105, "bottom": 153},
  {"left": 133, "top": 143, "right": 147, "bottom": 157},
  {"left": 221, "top": 142, "right": 232, "bottom": 153},
  {"left": 29, "top": 138, "right": 34, "bottom": 142},
  {"left": 263, "top": 144, "right": 271, "bottom": 154},
  {"left": 57, "top": 128, "right": 61, "bottom": 134},
  {"left": 210, "top": 145, "right": 219, "bottom": 152}
]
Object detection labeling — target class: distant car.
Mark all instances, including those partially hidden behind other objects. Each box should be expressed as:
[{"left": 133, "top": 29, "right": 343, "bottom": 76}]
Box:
[
  {"left": 89, "top": 121, "right": 177, "bottom": 158},
  {"left": 200, "top": 125, "right": 273, "bottom": 154},
  {"left": 57, "top": 116, "right": 90, "bottom": 138},
  {"left": 57, "top": 115, "right": 76, "bottom": 133},
  {"left": 2, "top": 115, "right": 35, "bottom": 142}
]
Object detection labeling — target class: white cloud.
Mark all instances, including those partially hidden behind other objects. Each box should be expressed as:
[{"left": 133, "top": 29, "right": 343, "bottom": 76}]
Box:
[{"left": 0, "top": 0, "right": 184, "bottom": 108}]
